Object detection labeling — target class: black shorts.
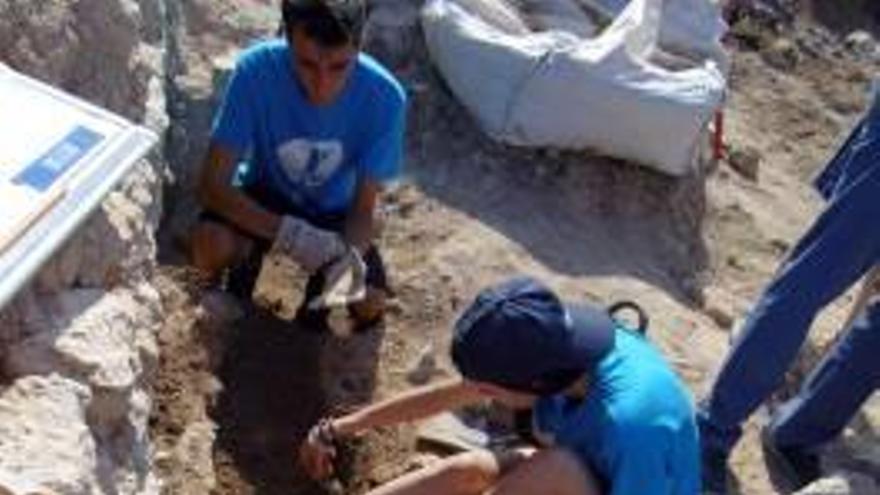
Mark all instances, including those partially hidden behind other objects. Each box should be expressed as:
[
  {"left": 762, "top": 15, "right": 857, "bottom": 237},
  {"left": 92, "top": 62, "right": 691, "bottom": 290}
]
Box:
[{"left": 198, "top": 185, "right": 389, "bottom": 302}]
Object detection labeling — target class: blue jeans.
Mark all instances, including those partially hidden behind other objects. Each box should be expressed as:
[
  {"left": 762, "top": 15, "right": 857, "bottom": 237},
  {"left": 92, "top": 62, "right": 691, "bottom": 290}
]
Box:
[{"left": 698, "top": 87, "right": 880, "bottom": 455}]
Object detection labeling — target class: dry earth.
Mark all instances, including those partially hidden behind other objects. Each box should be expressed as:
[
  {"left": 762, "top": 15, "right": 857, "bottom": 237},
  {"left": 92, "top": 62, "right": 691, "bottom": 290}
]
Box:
[{"left": 148, "top": 1, "right": 880, "bottom": 494}]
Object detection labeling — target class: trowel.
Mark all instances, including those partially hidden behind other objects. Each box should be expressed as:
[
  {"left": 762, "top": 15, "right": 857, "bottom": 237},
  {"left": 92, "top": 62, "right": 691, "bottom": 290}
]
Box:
[{"left": 307, "top": 246, "right": 368, "bottom": 310}]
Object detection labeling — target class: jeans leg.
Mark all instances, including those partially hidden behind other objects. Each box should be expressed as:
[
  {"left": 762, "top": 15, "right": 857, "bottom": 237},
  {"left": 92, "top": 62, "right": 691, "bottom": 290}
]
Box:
[
  {"left": 768, "top": 299, "right": 880, "bottom": 450},
  {"left": 699, "top": 164, "right": 880, "bottom": 455}
]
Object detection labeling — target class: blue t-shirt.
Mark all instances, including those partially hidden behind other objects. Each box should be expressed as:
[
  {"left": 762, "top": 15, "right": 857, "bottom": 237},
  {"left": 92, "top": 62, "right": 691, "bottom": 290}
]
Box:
[
  {"left": 211, "top": 39, "right": 407, "bottom": 216},
  {"left": 534, "top": 328, "right": 700, "bottom": 495}
]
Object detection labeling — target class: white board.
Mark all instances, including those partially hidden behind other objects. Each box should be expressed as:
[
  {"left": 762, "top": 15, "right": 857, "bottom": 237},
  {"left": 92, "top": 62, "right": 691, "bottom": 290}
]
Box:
[{"left": 0, "top": 64, "right": 158, "bottom": 308}]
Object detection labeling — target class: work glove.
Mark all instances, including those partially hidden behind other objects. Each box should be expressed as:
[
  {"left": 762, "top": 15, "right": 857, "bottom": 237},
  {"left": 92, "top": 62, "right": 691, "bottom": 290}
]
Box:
[{"left": 272, "top": 215, "right": 346, "bottom": 274}]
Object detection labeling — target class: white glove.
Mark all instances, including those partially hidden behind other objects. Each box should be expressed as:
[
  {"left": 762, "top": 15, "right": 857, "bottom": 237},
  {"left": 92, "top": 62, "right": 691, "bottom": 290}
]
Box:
[{"left": 273, "top": 215, "right": 346, "bottom": 273}]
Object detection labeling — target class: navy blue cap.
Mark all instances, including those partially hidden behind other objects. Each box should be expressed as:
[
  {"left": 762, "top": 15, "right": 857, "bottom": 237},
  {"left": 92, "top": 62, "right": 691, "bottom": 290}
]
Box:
[{"left": 451, "top": 277, "right": 616, "bottom": 395}]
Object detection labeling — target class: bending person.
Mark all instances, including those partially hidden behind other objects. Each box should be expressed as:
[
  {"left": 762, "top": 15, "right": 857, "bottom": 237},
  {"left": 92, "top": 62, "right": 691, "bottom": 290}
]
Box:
[
  {"left": 299, "top": 277, "right": 700, "bottom": 495},
  {"left": 190, "top": 0, "right": 406, "bottom": 331}
]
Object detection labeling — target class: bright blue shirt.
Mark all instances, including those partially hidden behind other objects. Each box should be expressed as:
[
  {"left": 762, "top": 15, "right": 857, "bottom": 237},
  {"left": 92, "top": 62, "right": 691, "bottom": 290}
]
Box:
[
  {"left": 211, "top": 38, "right": 407, "bottom": 216},
  {"left": 534, "top": 328, "right": 700, "bottom": 495}
]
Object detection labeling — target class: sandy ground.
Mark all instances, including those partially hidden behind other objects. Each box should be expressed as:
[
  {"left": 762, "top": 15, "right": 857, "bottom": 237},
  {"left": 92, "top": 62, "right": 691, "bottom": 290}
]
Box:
[{"left": 149, "top": 2, "right": 880, "bottom": 494}]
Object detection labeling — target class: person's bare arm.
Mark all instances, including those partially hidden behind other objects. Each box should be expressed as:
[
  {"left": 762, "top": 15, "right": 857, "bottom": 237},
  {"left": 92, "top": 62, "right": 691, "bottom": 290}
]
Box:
[
  {"left": 333, "top": 378, "right": 484, "bottom": 437},
  {"left": 299, "top": 378, "right": 485, "bottom": 480},
  {"left": 198, "top": 142, "right": 281, "bottom": 241},
  {"left": 345, "top": 177, "right": 381, "bottom": 252}
]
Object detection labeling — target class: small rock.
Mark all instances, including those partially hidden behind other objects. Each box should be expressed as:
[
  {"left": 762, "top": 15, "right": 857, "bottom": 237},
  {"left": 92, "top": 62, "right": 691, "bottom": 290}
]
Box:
[
  {"left": 845, "top": 31, "right": 877, "bottom": 58},
  {"left": 727, "top": 254, "right": 746, "bottom": 271},
  {"left": 769, "top": 238, "right": 791, "bottom": 255},
  {"left": 153, "top": 449, "right": 173, "bottom": 470},
  {"left": 706, "top": 305, "right": 735, "bottom": 330},
  {"left": 763, "top": 38, "right": 800, "bottom": 71},
  {"left": 727, "top": 146, "right": 762, "bottom": 181},
  {"left": 702, "top": 287, "right": 737, "bottom": 330},
  {"left": 406, "top": 343, "right": 439, "bottom": 385}
]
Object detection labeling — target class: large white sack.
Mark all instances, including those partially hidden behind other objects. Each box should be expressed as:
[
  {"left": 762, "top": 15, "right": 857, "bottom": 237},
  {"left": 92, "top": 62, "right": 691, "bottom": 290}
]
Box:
[
  {"left": 421, "top": 0, "right": 727, "bottom": 176},
  {"left": 422, "top": 0, "right": 572, "bottom": 137}
]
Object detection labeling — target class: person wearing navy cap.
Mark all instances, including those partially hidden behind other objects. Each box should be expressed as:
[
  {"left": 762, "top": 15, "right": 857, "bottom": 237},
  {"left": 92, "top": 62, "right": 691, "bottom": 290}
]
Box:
[{"left": 298, "top": 276, "right": 700, "bottom": 495}]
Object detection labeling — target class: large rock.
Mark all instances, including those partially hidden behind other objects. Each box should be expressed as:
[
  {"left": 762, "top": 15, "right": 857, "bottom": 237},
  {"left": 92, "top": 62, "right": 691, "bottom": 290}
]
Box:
[
  {"left": 33, "top": 162, "right": 165, "bottom": 293},
  {"left": 5, "top": 285, "right": 161, "bottom": 422},
  {"left": 1, "top": 285, "right": 162, "bottom": 495},
  {"left": 0, "top": 375, "right": 99, "bottom": 494}
]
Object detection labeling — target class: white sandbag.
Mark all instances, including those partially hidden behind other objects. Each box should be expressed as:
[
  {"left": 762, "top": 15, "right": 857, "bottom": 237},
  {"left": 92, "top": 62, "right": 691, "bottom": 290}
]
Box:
[{"left": 421, "top": 0, "right": 727, "bottom": 176}]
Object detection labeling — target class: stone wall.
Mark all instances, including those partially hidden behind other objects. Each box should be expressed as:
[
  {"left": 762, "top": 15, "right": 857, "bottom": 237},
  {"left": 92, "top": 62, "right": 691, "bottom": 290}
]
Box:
[{"left": 0, "top": 1, "right": 167, "bottom": 493}]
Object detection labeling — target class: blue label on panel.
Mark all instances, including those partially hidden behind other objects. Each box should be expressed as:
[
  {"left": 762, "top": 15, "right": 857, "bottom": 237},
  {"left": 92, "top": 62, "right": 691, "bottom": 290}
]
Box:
[{"left": 13, "top": 125, "right": 104, "bottom": 192}]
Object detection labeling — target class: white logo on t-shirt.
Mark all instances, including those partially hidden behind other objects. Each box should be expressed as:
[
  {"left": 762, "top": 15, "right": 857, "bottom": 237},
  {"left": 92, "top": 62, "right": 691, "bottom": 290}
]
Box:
[{"left": 277, "top": 139, "right": 344, "bottom": 189}]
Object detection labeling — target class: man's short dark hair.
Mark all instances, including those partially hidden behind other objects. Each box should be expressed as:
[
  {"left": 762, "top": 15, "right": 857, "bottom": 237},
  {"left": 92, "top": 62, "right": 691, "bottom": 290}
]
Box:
[{"left": 281, "top": 0, "right": 367, "bottom": 48}]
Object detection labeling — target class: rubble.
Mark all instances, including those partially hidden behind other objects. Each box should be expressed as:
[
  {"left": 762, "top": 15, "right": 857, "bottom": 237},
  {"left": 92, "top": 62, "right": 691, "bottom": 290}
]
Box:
[{"left": 727, "top": 145, "right": 763, "bottom": 181}]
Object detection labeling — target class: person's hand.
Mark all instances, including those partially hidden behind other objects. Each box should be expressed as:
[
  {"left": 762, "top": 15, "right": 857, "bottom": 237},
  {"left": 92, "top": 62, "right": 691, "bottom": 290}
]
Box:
[
  {"left": 273, "top": 216, "right": 346, "bottom": 273},
  {"left": 298, "top": 418, "right": 338, "bottom": 481}
]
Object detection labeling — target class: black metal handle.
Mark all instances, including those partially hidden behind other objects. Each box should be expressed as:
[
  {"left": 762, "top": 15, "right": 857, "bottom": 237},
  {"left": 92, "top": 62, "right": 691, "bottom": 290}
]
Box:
[{"left": 608, "top": 301, "right": 649, "bottom": 335}]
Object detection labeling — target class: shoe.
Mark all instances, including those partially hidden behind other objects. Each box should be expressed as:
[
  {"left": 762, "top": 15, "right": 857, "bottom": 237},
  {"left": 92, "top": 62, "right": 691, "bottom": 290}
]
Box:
[
  {"left": 761, "top": 427, "right": 821, "bottom": 491},
  {"left": 701, "top": 444, "right": 730, "bottom": 494}
]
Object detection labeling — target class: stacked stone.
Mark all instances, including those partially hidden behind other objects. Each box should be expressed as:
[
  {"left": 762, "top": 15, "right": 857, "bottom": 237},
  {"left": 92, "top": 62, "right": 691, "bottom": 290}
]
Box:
[{"left": 0, "top": 1, "right": 168, "bottom": 493}]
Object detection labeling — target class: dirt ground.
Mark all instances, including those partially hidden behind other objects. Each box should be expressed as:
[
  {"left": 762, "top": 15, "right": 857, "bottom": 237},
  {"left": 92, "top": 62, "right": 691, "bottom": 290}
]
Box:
[{"left": 149, "top": 2, "right": 880, "bottom": 494}]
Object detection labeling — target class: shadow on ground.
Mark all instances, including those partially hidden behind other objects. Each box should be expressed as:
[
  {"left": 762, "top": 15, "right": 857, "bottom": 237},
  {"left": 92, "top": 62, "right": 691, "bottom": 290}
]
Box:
[
  {"left": 211, "top": 301, "right": 388, "bottom": 495},
  {"left": 212, "top": 311, "right": 327, "bottom": 494}
]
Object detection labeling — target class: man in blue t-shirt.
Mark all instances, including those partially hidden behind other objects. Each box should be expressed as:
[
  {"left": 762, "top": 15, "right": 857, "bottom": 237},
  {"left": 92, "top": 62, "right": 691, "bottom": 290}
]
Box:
[
  {"left": 298, "top": 277, "right": 700, "bottom": 495},
  {"left": 190, "top": 0, "right": 406, "bottom": 330}
]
